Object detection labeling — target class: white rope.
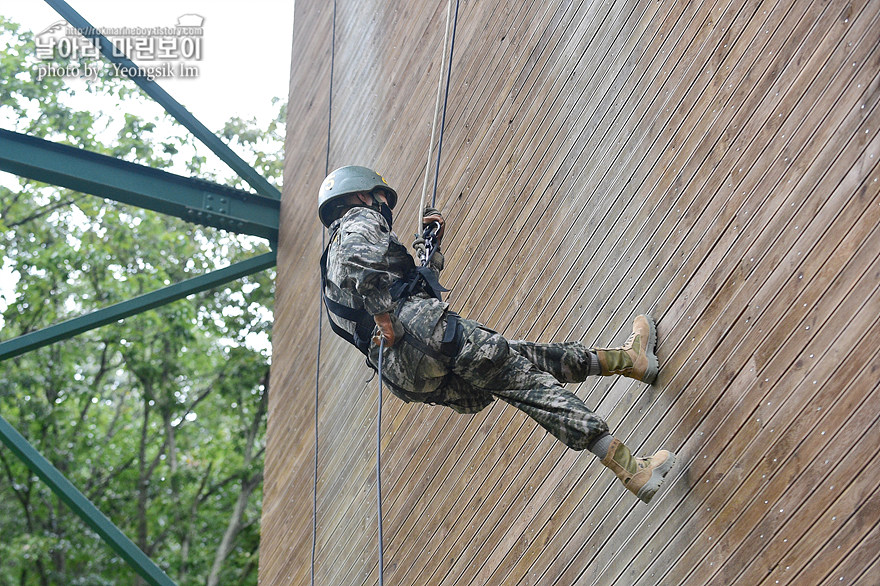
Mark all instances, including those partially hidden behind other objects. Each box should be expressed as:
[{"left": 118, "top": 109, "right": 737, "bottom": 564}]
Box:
[{"left": 418, "top": 0, "right": 454, "bottom": 237}]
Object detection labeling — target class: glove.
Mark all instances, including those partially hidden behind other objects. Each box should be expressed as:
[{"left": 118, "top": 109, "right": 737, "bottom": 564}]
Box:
[
  {"left": 422, "top": 207, "right": 445, "bottom": 240},
  {"left": 412, "top": 236, "right": 427, "bottom": 257},
  {"left": 373, "top": 312, "right": 403, "bottom": 348}
]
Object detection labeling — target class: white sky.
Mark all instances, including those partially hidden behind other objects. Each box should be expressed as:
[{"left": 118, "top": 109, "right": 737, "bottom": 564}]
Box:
[
  {"left": 1, "top": 2, "right": 294, "bottom": 340},
  {"left": 3, "top": 0, "right": 294, "bottom": 130}
]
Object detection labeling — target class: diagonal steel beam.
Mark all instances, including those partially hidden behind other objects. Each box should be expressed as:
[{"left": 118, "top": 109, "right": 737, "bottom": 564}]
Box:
[
  {"left": 1, "top": 5, "right": 282, "bottom": 585},
  {"left": 0, "top": 414, "right": 176, "bottom": 586},
  {"left": 0, "top": 251, "right": 276, "bottom": 362},
  {"left": 0, "top": 129, "right": 279, "bottom": 242},
  {"left": 42, "top": 0, "right": 281, "bottom": 200}
]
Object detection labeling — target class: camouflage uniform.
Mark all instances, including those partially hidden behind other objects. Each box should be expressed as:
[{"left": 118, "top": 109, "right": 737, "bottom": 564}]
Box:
[{"left": 325, "top": 206, "right": 608, "bottom": 450}]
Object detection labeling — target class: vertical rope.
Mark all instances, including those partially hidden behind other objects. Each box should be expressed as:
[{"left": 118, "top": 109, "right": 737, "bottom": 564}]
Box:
[
  {"left": 313, "top": 2, "right": 460, "bottom": 583},
  {"left": 312, "top": 2, "right": 337, "bottom": 585},
  {"left": 376, "top": 5, "right": 460, "bottom": 581},
  {"left": 417, "top": 0, "right": 454, "bottom": 236},
  {"left": 312, "top": 256, "right": 322, "bottom": 586},
  {"left": 376, "top": 338, "right": 386, "bottom": 585},
  {"left": 325, "top": 0, "right": 337, "bottom": 178},
  {"left": 430, "top": 0, "right": 460, "bottom": 209}
]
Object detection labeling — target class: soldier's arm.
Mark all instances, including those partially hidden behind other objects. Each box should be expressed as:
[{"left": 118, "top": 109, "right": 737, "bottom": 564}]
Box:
[
  {"left": 336, "top": 210, "right": 397, "bottom": 316},
  {"left": 427, "top": 248, "right": 444, "bottom": 274}
]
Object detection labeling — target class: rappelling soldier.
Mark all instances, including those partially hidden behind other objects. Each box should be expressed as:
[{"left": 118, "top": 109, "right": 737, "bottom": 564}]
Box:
[{"left": 318, "top": 165, "right": 677, "bottom": 504}]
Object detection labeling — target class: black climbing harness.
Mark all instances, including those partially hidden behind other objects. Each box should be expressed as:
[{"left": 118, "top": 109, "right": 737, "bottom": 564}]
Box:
[{"left": 319, "top": 221, "right": 461, "bottom": 363}]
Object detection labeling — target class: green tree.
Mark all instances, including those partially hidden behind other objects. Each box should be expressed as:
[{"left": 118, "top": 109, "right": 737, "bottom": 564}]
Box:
[{"left": 0, "top": 17, "right": 278, "bottom": 585}]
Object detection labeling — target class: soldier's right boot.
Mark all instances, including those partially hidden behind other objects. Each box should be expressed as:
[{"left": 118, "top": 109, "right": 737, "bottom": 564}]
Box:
[
  {"left": 593, "top": 314, "right": 659, "bottom": 384},
  {"left": 601, "top": 438, "right": 676, "bottom": 504}
]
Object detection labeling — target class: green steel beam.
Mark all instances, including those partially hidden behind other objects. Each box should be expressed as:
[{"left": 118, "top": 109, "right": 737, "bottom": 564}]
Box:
[
  {"left": 0, "top": 129, "right": 279, "bottom": 242},
  {"left": 0, "top": 414, "right": 176, "bottom": 586},
  {"left": 0, "top": 250, "right": 276, "bottom": 362},
  {"left": 42, "top": 0, "right": 281, "bottom": 200}
]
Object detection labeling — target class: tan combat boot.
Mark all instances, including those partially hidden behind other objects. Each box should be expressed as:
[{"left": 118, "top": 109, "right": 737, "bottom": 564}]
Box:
[
  {"left": 601, "top": 438, "right": 676, "bottom": 504},
  {"left": 593, "top": 314, "right": 659, "bottom": 384}
]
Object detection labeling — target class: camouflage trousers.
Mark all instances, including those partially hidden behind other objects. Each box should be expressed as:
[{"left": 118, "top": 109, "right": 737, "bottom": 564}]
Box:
[{"left": 428, "top": 318, "right": 609, "bottom": 451}]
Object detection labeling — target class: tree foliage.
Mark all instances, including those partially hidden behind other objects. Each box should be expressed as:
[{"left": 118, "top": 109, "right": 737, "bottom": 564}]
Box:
[{"left": 0, "top": 17, "right": 279, "bottom": 585}]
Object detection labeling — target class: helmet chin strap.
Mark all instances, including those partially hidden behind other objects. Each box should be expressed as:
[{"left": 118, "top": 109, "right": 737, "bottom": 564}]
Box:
[
  {"left": 358, "top": 192, "right": 394, "bottom": 228},
  {"left": 377, "top": 201, "right": 394, "bottom": 228}
]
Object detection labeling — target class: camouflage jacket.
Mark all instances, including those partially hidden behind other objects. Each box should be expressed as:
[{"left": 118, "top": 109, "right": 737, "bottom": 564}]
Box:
[{"left": 324, "top": 206, "right": 452, "bottom": 395}]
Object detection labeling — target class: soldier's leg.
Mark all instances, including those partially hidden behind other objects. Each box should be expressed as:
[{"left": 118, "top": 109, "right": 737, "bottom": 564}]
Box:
[
  {"left": 452, "top": 319, "right": 676, "bottom": 504},
  {"left": 452, "top": 321, "right": 607, "bottom": 450},
  {"left": 507, "top": 340, "right": 599, "bottom": 383},
  {"left": 492, "top": 385, "right": 608, "bottom": 450},
  {"left": 510, "top": 314, "right": 661, "bottom": 385}
]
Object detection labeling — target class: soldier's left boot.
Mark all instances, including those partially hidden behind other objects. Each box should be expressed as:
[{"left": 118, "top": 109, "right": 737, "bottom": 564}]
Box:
[
  {"left": 601, "top": 438, "right": 676, "bottom": 504},
  {"left": 592, "top": 314, "right": 659, "bottom": 384}
]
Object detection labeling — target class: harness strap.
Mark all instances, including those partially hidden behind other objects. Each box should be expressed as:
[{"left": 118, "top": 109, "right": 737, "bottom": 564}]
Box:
[
  {"left": 389, "top": 265, "right": 449, "bottom": 302},
  {"left": 439, "top": 311, "right": 464, "bottom": 357},
  {"left": 320, "top": 245, "right": 373, "bottom": 355},
  {"left": 397, "top": 311, "right": 462, "bottom": 364},
  {"left": 322, "top": 295, "right": 373, "bottom": 354},
  {"left": 320, "top": 242, "right": 463, "bottom": 360}
]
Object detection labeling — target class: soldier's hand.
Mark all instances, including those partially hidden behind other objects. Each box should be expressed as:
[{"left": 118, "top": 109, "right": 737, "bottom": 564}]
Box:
[
  {"left": 412, "top": 236, "right": 427, "bottom": 257},
  {"left": 423, "top": 207, "right": 445, "bottom": 239},
  {"left": 373, "top": 313, "right": 402, "bottom": 348}
]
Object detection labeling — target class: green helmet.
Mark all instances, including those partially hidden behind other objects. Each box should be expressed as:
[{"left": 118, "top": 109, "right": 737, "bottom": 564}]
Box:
[{"left": 318, "top": 165, "right": 398, "bottom": 227}]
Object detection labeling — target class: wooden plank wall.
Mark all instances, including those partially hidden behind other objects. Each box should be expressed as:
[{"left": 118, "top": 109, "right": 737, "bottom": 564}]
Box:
[{"left": 263, "top": 0, "right": 880, "bottom": 583}]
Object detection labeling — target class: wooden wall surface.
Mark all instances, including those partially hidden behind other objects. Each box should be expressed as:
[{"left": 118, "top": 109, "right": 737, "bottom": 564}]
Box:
[{"left": 263, "top": 0, "right": 880, "bottom": 583}]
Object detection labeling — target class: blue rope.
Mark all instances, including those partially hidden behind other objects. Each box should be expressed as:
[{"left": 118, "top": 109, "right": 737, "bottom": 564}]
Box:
[{"left": 377, "top": 337, "right": 386, "bottom": 585}]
